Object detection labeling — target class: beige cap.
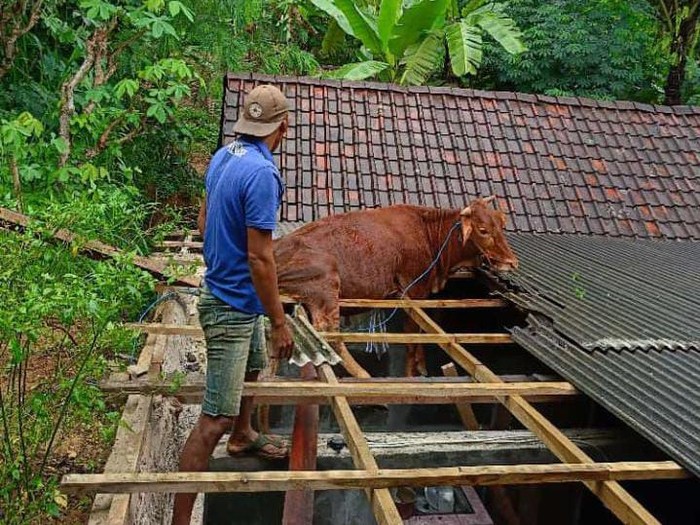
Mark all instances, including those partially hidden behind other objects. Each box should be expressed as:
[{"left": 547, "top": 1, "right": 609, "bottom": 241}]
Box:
[{"left": 233, "top": 85, "right": 290, "bottom": 137}]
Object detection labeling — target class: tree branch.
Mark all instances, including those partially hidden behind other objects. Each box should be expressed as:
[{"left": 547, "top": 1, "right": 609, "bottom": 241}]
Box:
[
  {"left": 58, "top": 23, "right": 115, "bottom": 166},
  {"left": 0, "top": 0, "right": 43, "bottom": 79}
]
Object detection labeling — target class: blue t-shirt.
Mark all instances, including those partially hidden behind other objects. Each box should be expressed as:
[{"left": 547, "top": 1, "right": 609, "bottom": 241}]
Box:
[{"left": 203, "top": 137, "right": 284, "bottom": 314}]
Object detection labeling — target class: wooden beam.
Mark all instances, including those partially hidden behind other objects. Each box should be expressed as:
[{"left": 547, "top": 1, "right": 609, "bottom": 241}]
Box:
[
  {"left": 320, "top": 332, "right": 513, "bottom": 344},
  {"left": 338, "top": 298, "right": 506, "bottom": 309},
  {"left": 87, "top": 395, "right": 152, "bottom": 525},
  {"left": 61, "top": 461, "right": 688, "bottom": 495},
  {"left": 157, "top": 240, "right": 204, "bottom": 249},
  {"left": 124, "top": 323, "right": 513, "bottom": 345},
  {"left": 405, "top": 306, "right": 667, "bottom": 525},
  {"left": 100, "top": 378, "right": 577, "bottom": 403},
  {"left": 0, "top": 207, "right": 200, "bottom": 288},
  {"left": 442, "top": 363, "right": 479, "bottom": 430},
  {"left": 317, "top": 363, "right": 403, "bottom": 525}
]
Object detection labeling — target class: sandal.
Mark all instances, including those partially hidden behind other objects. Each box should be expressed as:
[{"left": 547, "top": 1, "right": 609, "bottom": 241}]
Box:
[{"left": 227, "top": 434, "right": 288, "bottom": 460}]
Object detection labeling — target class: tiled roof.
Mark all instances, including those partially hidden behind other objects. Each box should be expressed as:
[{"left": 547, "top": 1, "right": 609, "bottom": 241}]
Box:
[
  {"left": 221, "top": 73, "right": 700, "bottom": 240},
  {"left": 488, "top": 234, "right": 700, "bottom": 476}
]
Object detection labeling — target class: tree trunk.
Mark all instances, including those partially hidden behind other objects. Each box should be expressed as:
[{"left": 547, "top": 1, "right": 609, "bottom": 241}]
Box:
[
  {"left": 663, "top": 3, "right": 700, "bottom": 106},
  {"left": 10, "top": 156, "right": 23, "bottom": 212}
]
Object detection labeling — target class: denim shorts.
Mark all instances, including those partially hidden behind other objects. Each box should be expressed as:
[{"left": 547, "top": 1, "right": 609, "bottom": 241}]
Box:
[{"left": 198, "top": 285, "right": 267, "bottom": 417}]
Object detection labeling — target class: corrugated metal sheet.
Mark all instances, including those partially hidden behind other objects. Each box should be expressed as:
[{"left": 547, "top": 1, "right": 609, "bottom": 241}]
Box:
[
  {"left": 513, "top": 317, "right": 700, "bottom": 477},
  {"left": 488, "top": 233, "right": 700, "bottom": 476},
  {"left": 493, "top": 234, "right": 700, "bottom": 352}
]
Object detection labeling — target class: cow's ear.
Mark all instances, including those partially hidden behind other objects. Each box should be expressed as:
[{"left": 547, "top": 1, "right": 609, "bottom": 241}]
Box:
[{"left": 460, "top": 213, "right": 473, "bottom": 246}]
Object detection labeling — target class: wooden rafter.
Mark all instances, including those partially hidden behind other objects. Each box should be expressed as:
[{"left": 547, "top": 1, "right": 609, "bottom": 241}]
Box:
[
  {"left": 405, "top": 306, "right": 668, "bottom": 525},
  {"left": 61, "top": 461, "right": 687, "bottom": 495},
  {"left": 317, "top": 364, "right": 403, "bottom": 525}
]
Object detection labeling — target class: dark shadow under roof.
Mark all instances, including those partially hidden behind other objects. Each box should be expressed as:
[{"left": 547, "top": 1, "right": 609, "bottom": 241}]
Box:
[
  {"left": 489, "top": 234, "right": 700, "bottom": 476},
  {"left": 221, "top": 73, "right": 700, "bottom": 240}
]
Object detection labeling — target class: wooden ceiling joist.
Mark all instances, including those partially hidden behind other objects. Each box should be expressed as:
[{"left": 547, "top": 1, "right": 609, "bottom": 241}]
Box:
[
  {"left": 99, "top": 378, "right": 577, "bottom": 404},
  {"left": 123, "top": 322, "right": 513, "bottom": 345},
  {"left": 405, "top": 306, "right": 669, "bottom": 525},
  {"left": 61, "top": 460, "right": 687, "bottom": 495}
]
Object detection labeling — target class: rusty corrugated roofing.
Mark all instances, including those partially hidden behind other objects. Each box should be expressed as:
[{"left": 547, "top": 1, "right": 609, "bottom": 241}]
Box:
[{"left": 221, "top": 73, "right": 700, "bottom": 240}]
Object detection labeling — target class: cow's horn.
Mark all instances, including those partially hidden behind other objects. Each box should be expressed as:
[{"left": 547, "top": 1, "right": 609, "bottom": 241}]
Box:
[
  {"left": 460, "top": 206, "right": 472, "bottom": 216},
  {"left": 482, "top": 195, "right": 496, "bottom": 204}
]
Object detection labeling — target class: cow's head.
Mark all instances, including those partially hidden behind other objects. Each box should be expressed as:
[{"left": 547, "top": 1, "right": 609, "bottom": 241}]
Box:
[{"left": 459, "top": 196, "right": 518, "bottom": 272}]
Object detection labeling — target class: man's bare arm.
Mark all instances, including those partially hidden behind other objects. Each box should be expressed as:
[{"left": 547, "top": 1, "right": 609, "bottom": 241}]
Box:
[
  {"left": 197, "top": 195, "right": 206, "bottom": 238},
  {"left": 247, "top": 227, "right": 293, "bottom": 358}
]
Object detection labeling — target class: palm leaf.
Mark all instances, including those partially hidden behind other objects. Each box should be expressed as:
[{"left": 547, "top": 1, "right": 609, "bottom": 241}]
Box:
[
  {"left": 377, "top": 0, "right": 403, "bottom": 49},
  {"left": 310, "top": 0, "right": 354, "bottom": 38},
  {"left": 323, "top": 60, "right": 389, "bottom": 81},
  {"left": 446, "top": 20, "right": 482, "bottom": 76},
  {"left": 389, "top": 0, "right": 449, "bottom": 59},
  {"left": 334, "top": 0, "right": 384, "bottom": 55},
  {"left": 400, "top": 30, "right": 444, "bottom": 85},
  {"left": 475, "top": 11, "right": 526, "bottom": 55}
]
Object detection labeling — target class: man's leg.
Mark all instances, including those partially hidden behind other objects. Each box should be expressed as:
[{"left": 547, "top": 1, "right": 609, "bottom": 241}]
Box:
[
  {"left": 226, "top": 371, "right": 287, "bottom": 458},
  {"left": 172, "top": 414, "right": 233, "bottom": 525}
]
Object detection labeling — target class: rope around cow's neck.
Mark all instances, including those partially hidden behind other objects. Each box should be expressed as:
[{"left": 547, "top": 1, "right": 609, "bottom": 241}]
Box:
[{"left": 363, "top": 221, "right": 462, "bottom": 353}]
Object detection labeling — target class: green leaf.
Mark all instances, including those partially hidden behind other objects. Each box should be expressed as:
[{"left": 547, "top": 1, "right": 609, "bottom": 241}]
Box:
[
  {"left": 168, "top": 1, "right": 194, "bottom": 21},
  {"left": 446, "top": 20, "right": 482, "bottom": 76},
  {"left": 114, "top": 79, "right": 140, "bottom": 99},
  {"left": 310, "top": 0, "right": 354, "bottom": 37},
  {"left": 377, "top": 0, "right": 402, "bottom": 49},
  {"left": 389, "top": 0, "right": 448, "bottom": 59},
  {"left": 333, "top": 0, "right": 383, "bottom": 55},
  {"left": 51, "top": 137, "right": 69, "bottom": 155},
  {"left": 475, "top": 11, "right": 526, "bottom": 55},
  {"left": 323, "top": 61, "right": 389, "bottom": 81},
  {"left": 400, "top": 29, "right": 444, "bottom": 85}
]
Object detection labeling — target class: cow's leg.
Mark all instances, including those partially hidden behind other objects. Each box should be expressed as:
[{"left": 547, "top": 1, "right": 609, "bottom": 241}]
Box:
[
  {"left": 308, "top": 303, "right": 371, "bottom": 379},
  {"left": 403, "top": 317, "right": 427, "bottom": 377}
]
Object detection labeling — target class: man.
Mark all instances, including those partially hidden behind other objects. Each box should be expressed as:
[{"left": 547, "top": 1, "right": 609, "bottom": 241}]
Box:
[{"left": 172, "top": 85, "right": 295, "bottom": 525}]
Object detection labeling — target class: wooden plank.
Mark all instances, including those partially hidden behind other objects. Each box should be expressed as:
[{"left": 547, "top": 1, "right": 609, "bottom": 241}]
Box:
[
  {"left": 282, "top": 363, "right": 319, "bottom": 525},
  {"left": 127, "top": 334, "right": 156, "bottom": 379},
  {"left": 320, "top": 332, "right": 512, "bottom": 344},
  {"left": 62, "top": 461, "right": 688, "bottom": 495},
  {"left": 124, "top": 323, "right": 513, "bottom": 345},
  {"left": 87, "top": 395, "right": 152, "bottom": 525},
  {"left": 317, "top": 364, "right": 402, "bottom": 525},
  {"left": 338, "top": 298, "right": 506, "bottom": 309},
  {"left": 405, "top": 306, "right": 665, "bottom": 525},
  {"left": 100, "top": 378, "right": 577, "bottom": 402},
  {"left": 157, "top": 240, "right": 204, "bottom": 249},
  {"left": 0, "top": 207, "right": 200, "bottom": 287},
  {"left": 442, "top": 363, "right": 479, "bottom": 430}
]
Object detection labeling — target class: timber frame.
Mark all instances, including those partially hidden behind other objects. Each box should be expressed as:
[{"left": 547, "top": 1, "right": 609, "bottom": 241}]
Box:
[{"left": 64, "top": 287, "right": 689, "bottom": 525}]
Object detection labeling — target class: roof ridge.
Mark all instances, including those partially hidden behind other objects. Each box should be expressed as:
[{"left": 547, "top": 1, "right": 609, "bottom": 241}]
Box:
[{"left": 224, "top": 72, "right": 700, "bottom": 116}]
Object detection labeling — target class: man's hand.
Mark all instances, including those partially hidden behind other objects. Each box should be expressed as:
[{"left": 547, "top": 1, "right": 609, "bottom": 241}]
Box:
[
  {"left": 247, "top": 227, "right": 295, "bottom": 359},
  {"left": 269, "top": 321, "right": 294, "bottom": 359}
]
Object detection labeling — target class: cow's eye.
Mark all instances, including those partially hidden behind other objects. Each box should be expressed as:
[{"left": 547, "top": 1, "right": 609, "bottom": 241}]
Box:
[{"left": 478, "top": 227, "right": 489, "bottom": 235}]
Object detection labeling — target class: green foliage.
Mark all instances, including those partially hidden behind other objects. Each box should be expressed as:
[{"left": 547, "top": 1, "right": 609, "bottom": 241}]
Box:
[
  {"left": 475, "top": 0, "right": 667, "bottom": 101},
  {"left": 0, "top": 216, "right": 155, "bottom": 523},
  {"left": 313, "top": 0, "right": 525, "bottom": 84}
]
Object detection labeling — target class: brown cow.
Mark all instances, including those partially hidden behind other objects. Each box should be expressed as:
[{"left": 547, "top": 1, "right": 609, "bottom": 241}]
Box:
[{"left": 274, "top": 197, "right": 518, "bottom": 378}]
